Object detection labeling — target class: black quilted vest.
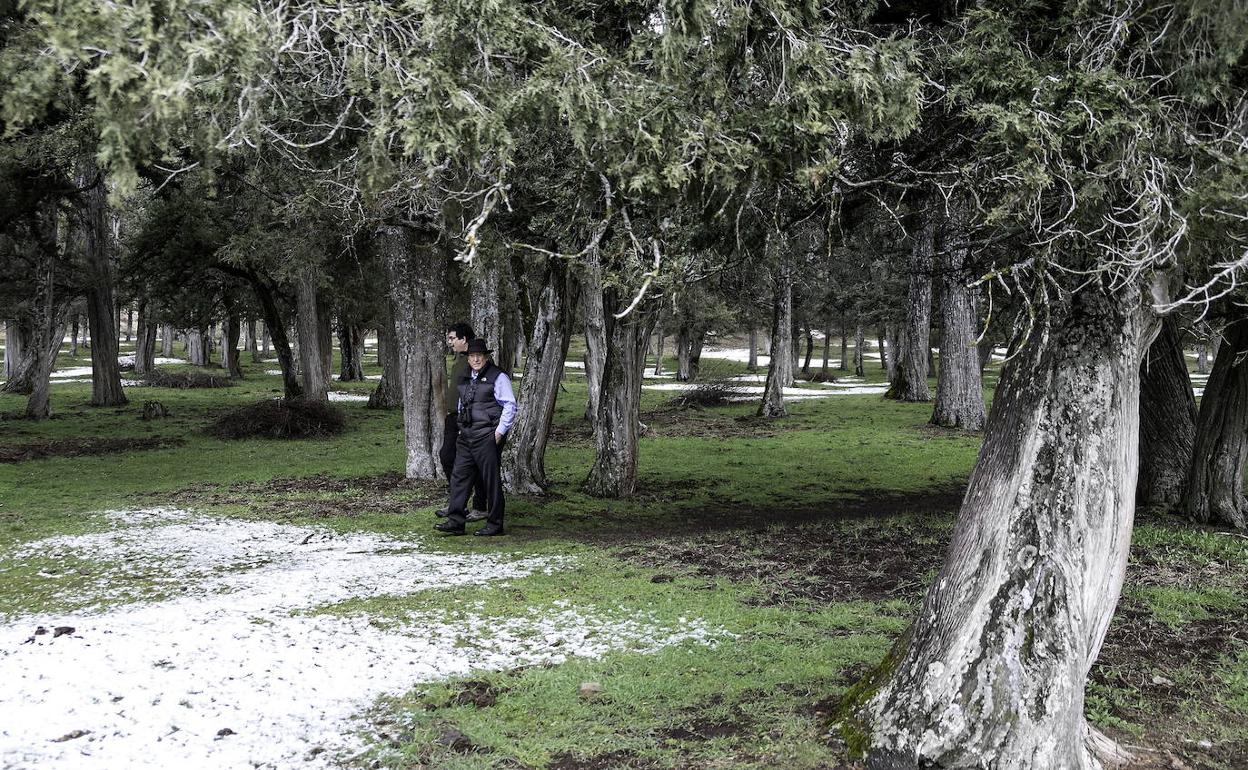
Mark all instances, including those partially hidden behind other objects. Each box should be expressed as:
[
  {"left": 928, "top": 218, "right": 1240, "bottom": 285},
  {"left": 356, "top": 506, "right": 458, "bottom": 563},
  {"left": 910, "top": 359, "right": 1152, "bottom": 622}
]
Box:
[{"left": 457, "top": 363, "right": 504, "bottom": 431}]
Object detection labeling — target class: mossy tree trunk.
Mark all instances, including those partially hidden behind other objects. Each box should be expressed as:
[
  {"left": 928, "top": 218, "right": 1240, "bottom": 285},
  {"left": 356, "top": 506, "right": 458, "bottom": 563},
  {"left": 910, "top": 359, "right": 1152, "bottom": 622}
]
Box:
[{"left": 859, "top": 281, "right": 1155, "bottom": 770}]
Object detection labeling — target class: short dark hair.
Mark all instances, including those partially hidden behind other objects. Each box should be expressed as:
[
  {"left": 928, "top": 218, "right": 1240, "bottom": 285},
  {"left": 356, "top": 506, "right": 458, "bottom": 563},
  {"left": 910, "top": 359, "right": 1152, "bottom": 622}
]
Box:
[{"left": 446, "top": 322, "right": 475, "bottom": 341}]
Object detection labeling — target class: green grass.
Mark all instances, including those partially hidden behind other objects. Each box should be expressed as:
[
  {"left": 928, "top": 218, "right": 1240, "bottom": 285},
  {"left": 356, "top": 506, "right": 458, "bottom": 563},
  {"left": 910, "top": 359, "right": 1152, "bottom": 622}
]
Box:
[{"left": 3, "top": 336, "right": 1248, "bottom": 768}]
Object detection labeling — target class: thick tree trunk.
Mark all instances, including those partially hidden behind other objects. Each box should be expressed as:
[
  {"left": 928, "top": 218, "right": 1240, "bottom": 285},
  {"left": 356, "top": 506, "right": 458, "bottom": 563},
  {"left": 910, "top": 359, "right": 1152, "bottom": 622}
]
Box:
[
  {"left": 877, "top": 329, "right": 888, "bottom": 370},
  {"left": 379, "top": 224, "right": 446, "bottom": 480},
  {"left": 80, "top": 163, "right": 126, "bottom": 407},
  {"left": 186, "top": 328, "right": 206, "bottom": 366},
  {"left": 748, "top": 328, "right": 759, "bottom": 372},
  {"left": 160, "top": 323, "right": 173, "bottom": 358},
  {"left": 1138, "top": 316, "right": 1197, "bottom": 508},
  {"left": 885, "top": 217, "right": 934, "bottom": 402},
  {"left": 503, "top": 259, "right": 573, "bottom": 494},
  {"left": 338, "top": 322, "right": 365, "bottom": 381},
  {"left": 931, "top": 221, "right": 987, "bottom": 431},
  {"left": 470, "top": 258, "right": 502, "bottom": 356},
  {"left": 675, "top": 323, "right": 705, "bottom": 381},
  {"left": 70, "top": 314, "right": 79, "bottom": 357},
  {"left": 759, "top": 257, "right": 793, "bottom": 418},
  {"left": 262, "top": 324, "right": 271, "bottom": 357},
  {"left": 134, "top": 300, "right": 157, "bottom": 375},
  {"left": 856, "top": 282, "right": 1156, "bottom": 770},
  {"left": 581, "top": 249, "right": 607, "bottom": 425},
  {"left": 296, "top": 269, "right": 330, "bottom": 401},
  {"left": 1195, "top": 344, "right": 1209, "bottom": 374},
  {"left": 368, "top": 294, "right": 404, "bottom": 409},
  {"left": 853, "top": 323, "right": 866, "bottom": 377},
  {"left": 886, "top": 323, "right": 901, "bottom": 381},
  {"left": 583, "top": 292, "right": 653, "bottom": 498},
  {"left": 1180, "top": 316, "right": 1248, "bottom": 528}
]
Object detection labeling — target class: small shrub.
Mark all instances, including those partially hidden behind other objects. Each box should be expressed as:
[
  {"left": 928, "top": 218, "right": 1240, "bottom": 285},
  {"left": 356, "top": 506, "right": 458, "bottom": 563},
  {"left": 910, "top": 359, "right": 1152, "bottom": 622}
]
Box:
[
  {"left": 209, "top": 398, "right": 346, "bottom": 440},
  {"left": 666, "top": 379, "right": 753, "bottom": 409},
  {"left": 143, "top": 369, "right": 234, "bottom": 389},
  {"left": 806, "top": 371, "right": 837, "bottom": 383}
]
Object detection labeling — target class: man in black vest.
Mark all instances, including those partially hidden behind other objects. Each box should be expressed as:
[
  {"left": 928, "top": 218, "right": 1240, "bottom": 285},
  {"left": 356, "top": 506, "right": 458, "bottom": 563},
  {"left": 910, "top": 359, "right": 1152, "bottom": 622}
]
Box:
[
  {"left": 435, "top": 338, "right": 517, "bottom": 536},
  {"left": 435, "top": 323, "right": 487, "bottom": 521}
]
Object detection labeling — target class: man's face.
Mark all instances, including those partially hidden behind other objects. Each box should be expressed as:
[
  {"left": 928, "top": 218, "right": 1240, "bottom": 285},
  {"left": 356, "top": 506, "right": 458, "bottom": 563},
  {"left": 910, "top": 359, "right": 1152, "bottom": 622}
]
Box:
[
  {"left": 446, "top": 332, "right": 468, "bottom": 353},
  {"left": 468, "top": 352, "right": 487, "bottom": 371}
]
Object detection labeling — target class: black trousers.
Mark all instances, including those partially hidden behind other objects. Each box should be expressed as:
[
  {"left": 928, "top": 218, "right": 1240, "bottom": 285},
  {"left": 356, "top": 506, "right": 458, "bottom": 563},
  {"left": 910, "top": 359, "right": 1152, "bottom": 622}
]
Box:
[
  {"left": 445, "top": 425, "right": 504, "bottom": 528},
  {"left": 440, "top": 412, "right": 486, "bottom": 512}
]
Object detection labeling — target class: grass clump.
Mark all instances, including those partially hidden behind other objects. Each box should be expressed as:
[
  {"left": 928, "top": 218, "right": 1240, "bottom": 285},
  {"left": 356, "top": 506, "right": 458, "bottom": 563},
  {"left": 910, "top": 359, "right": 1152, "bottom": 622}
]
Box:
[
  {"left": 142, "top": 369, "right": 235, "bottom": 389},
  {"left": 208, "top": 397, "right": 346, "bottom": 440}
]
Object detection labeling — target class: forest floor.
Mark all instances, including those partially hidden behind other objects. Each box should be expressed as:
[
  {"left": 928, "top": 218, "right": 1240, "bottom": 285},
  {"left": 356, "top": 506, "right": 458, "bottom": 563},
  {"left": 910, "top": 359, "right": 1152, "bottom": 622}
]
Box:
[{"left": 0, "top": 337, "right": 1244, "bottom": 770}]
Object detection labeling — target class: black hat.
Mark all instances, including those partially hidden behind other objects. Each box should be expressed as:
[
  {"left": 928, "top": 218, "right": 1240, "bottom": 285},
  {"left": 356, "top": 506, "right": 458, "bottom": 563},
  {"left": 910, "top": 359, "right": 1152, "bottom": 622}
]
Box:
[{"left": 466, "top": 338, "right": 493, "bottom": 355}]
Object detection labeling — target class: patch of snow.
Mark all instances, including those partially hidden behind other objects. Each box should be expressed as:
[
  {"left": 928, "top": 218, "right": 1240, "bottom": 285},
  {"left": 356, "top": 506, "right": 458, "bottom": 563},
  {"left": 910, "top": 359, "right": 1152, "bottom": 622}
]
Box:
[
  {"left": 50, "top": 367, "right": 94, "bottom": 379},
  {"left": 327, "top": 391, "right": 370, "bottom": 402},
  {"left": 0, "top": 511, "right": 722, "bottom": 770},
  {"left": 642, "top": 382, "right": 884, "bottom": 398}
]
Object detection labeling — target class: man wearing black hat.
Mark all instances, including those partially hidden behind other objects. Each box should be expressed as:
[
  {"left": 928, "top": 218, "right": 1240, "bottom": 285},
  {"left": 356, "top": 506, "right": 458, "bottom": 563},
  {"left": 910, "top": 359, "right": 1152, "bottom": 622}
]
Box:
[
  {"left": 436, "top": 323, "right": 488, "bottom": 522},
  {"left": 435, "top": 337, "right": 517, "bottom": 536}
]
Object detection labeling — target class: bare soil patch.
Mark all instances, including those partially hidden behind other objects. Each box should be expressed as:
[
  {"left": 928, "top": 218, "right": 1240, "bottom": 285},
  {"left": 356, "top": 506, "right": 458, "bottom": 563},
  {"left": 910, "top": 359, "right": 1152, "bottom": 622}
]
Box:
[
  {"left": 148, "top": 472, "right": 444, "bottom": 517},
  {"left": 0, "top": 436, "right": 185, "bottom": 463},
  {"left": 548, "top": 749, "right": 657, "bottom": 770}
]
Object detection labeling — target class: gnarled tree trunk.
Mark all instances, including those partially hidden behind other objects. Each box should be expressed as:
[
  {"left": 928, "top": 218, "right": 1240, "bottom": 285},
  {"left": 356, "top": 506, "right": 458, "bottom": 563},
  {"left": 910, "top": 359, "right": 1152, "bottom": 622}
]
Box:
[
  {"left": 379, "top": 223, "right": 446, "bottom": 480},
  {"left": 855, "top": 282, "right": 1156, "bottom": 770},
  {"left": 885, "top": 215, "right": 934, "bottom": 402},
  {"left": 247, "top": 276, "right": 301, "bottom": 399},
  {"left": 3, "top": 320, "right": 32, "bottom": 392},
  {"left": 470, "top": 257, "right": 502, "bottom": 357},
  {"left": 503, "top": 259, "right": 573, "bottom": 494},
  {"left": 759, "top": 256, "right": 793, "bottom": 418},
  {"left": 223, "top": 305, "right": 243, "bottom": 379},
  {"left": 931, "top": 218, "right": 987, "bottom": 431},
  {"left": 80, "top": 162, "right": 126, "bottom": 407},
  {"left": 583, "top": 291, "right": 654, "bottom": 498},
  {"left": 1180, "top": 316, "right": 1248, "bottom": 528},
  {"left": 1138, "top": 316, "right": 1196, "bottom": 507}
]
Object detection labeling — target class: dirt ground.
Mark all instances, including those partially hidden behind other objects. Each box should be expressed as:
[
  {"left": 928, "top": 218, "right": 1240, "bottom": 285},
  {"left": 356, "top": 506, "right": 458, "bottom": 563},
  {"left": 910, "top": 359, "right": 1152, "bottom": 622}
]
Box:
[{"left": 0, "top": 436, "right": 185, "bottom": 463}]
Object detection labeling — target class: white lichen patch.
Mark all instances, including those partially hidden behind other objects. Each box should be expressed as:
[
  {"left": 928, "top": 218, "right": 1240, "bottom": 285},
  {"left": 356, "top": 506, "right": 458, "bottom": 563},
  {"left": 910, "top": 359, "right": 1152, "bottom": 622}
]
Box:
[{"left": 1, "top": 510, "right": 721, "bottom": 769}]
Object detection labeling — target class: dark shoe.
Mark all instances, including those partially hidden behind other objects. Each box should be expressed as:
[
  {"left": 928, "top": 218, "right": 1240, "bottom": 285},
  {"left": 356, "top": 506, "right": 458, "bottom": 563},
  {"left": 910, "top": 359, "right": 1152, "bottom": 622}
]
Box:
[
  {"left": 434, "top": 521, "right": 466, "bottom": 535},
  {"left": 466, "top": 509, "right": 488, "bottom": 522},
  {"left": 474, "top": 523, "right": 505, "bottom": 537},
  {"left": 434, "top": 508, "right": 449, "bottom": 518}
]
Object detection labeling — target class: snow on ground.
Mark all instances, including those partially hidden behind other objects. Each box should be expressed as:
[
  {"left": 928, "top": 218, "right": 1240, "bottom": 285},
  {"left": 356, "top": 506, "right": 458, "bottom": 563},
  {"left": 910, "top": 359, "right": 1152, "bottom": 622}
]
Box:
[
  {"left": 117, "top": 356, "right": 184, "bottom": 366},
  {"left": 327, "top": 391, "right": 370, "bottom": 402},
  {"left": 641, "top": 382, "right": 887, "bottom": 398},
  {"left": 1, "top": 509, "right": 720, "bottom": 770}
]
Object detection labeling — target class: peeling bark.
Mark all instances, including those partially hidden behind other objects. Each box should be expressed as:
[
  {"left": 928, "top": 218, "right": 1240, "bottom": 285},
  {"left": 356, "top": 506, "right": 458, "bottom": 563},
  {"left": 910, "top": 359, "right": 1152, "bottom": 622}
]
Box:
[
  {"left": 860, "top": 281, "right": 1156, "bottom": 770},
  {"left": 1138, "top": 317, "right": 1196, "bottom": 507},
  {"left": 503, "top": 259, "right": 572, "bottom": 494},
  {"left": 581, "top": 248, "right": 607, "bottom": 425},
  {"left": 1180, "top": 316, "right": 1248, "bottom": 528},
  {"left": 379, "top": 224, "right": 446, "bottom": 480},
  {"left": 583, "top": 291, "right": 654, "bottom": 498}
]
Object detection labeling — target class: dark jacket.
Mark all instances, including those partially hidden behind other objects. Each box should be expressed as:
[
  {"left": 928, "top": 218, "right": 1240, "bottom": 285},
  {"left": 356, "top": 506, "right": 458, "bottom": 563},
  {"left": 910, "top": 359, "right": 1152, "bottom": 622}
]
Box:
[
  {"left": 446, "top": 353, "right": 469, "bottom": 414},
  {"left": 457, "top": 362, "right": 504, "bottom": 432}
]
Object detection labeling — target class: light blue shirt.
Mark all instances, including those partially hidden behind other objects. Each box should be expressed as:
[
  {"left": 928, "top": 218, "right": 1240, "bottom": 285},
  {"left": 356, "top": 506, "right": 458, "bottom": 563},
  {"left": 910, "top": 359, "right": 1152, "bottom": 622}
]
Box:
[{"left": 467, "top": 368, "right": 517, "bottom": 435}]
